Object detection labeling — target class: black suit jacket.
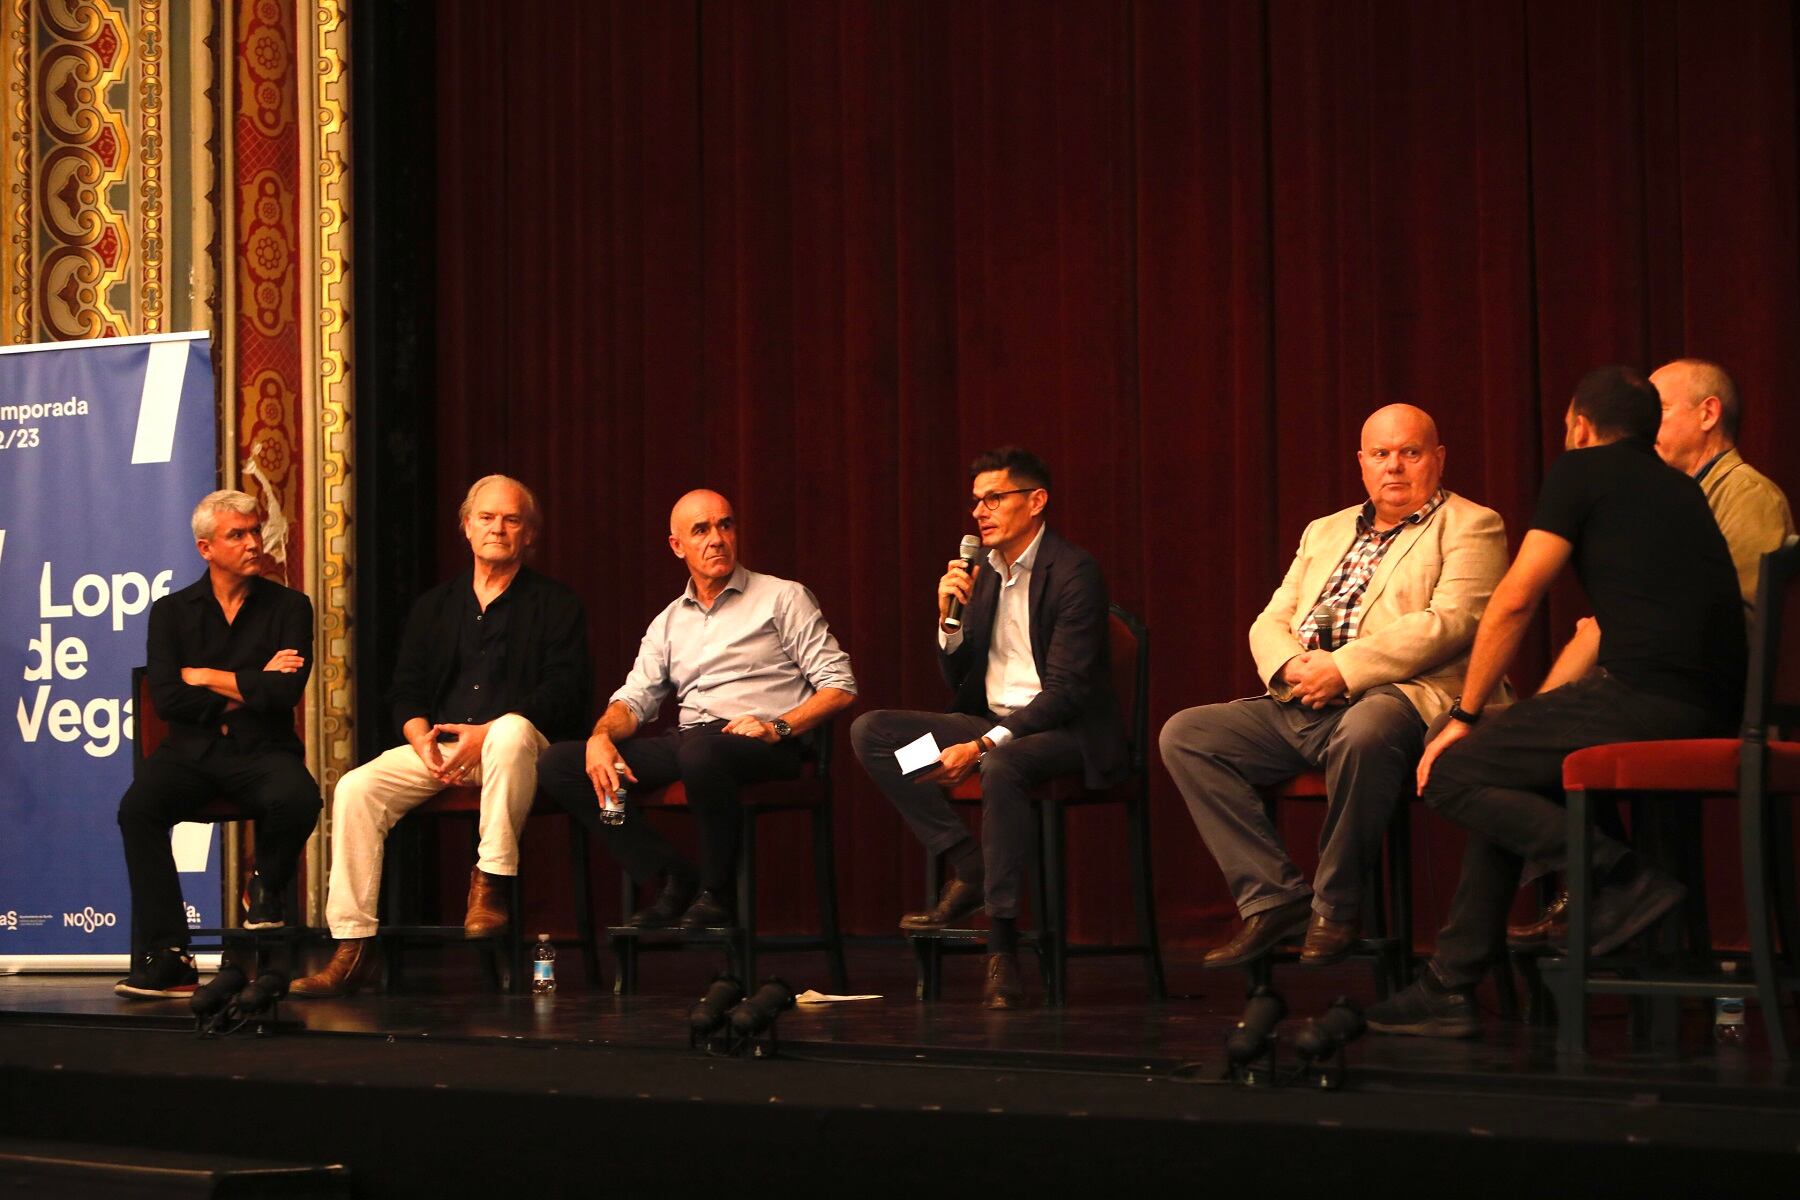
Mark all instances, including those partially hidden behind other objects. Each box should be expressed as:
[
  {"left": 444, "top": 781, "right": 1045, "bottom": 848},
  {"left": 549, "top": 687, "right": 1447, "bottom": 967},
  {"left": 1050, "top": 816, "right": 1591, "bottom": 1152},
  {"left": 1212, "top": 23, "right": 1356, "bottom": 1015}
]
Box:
[
  {"left": 389, "top": 567, "right": 591, "bottom": 743},
  {"left": 938, "top": 527, "right": 1126, "bottom": 788}
]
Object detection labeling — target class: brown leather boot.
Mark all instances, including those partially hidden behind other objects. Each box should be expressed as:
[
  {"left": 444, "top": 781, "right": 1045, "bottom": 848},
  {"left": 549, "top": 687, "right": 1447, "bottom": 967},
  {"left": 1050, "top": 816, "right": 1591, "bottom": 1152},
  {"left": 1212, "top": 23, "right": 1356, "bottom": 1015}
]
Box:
[
  {"left": 289, "top": 938, "right": 379, "bottom": 998},
  {"left": 464, "top": 866, "right": 510, "bottom": 938}
]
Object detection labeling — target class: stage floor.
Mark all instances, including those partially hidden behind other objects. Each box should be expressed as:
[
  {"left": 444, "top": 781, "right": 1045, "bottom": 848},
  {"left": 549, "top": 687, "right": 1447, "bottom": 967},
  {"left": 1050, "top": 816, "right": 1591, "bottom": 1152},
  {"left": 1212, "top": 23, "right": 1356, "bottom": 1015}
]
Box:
[{"left": 4, "top": 944, "right": 1799, "bottom": 1195}]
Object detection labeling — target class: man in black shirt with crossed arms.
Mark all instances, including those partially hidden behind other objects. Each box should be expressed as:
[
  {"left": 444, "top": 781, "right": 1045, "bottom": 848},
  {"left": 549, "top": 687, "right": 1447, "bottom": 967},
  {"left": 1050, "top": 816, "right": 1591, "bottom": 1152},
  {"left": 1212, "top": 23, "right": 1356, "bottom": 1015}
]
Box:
[{"left": 1368, "top": 365, "right": 1747, "bottom": 1037}]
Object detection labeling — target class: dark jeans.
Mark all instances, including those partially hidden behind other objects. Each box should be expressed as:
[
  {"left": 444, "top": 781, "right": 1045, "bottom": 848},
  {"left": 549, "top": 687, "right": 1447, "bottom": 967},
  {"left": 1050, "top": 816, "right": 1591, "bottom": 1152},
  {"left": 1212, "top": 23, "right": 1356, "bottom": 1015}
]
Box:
[
  {"left": 537, "top": 721, "right": 805, "bottom": 894},
  {"left": 1423, "top": 671, "right": 1731, "bottom": 987},
  {"left": 850, "top": 709, "right": 1084, "bottom": 920},
  {"left": 118, "top": 741, "right": 321, "bottom": 954}
]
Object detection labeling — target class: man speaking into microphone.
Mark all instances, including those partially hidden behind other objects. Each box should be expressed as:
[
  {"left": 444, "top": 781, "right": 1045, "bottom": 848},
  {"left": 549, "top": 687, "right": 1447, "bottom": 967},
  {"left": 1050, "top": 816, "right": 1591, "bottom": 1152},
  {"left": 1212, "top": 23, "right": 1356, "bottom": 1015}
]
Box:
[{"left": 852, "top": 447, "right": 1125, "bottom": 1009}]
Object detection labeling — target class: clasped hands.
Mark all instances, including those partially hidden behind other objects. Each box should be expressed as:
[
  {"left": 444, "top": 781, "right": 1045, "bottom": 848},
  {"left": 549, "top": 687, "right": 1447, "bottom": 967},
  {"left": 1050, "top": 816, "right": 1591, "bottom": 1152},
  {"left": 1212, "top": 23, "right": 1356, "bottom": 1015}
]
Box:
[
  {"left": 1281, "top": 650, "right": 1347, "bottom": 709},
  {"left": 410, "top": 721, "right": 489, "bottom": 785}
]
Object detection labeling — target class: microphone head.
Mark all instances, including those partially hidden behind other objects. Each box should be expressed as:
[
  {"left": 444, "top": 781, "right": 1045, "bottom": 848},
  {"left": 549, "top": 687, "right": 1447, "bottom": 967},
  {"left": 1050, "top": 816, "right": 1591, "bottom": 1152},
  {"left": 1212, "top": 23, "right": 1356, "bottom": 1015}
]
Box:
[{"left": 957, "top": 534, "right": 982, "bottom": 561}]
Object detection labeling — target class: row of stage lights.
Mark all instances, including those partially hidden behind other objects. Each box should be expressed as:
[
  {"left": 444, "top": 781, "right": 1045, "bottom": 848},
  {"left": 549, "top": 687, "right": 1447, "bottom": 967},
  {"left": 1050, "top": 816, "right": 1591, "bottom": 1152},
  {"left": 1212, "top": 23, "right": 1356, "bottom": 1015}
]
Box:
[{"left": 187, "top": 962, "right": 1362, "bottom": 1089}]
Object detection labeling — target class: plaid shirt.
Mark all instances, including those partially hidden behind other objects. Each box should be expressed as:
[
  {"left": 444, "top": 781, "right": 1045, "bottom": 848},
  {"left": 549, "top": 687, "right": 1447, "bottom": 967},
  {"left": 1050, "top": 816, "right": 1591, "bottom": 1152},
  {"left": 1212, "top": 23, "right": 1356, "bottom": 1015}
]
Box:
[{"left": 1297, "top": 490, "right": 1447, "bottom": 651}]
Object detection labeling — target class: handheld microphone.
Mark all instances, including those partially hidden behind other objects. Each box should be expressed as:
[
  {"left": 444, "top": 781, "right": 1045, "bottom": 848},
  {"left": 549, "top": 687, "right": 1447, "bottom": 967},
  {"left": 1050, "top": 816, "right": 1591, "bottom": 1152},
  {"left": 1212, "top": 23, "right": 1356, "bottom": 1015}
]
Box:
[
  {"left": 1225, "top": 984, "right": 1287, "bottom": 1067},
  {"left": 1294, "top": 996, "right": 1366, "bottom": 1063},
  {"left": 233, "top": 969, "right": 290, "bottom": 1019},
  {"left": 688, "top": 974, "right": 747, "bottom": 1039},
  {"left": 943, "top": 535, "right": 982, "bottom": 630},
  {"left": 190, "top": 965, "right": 248, "bottom": 1021}
]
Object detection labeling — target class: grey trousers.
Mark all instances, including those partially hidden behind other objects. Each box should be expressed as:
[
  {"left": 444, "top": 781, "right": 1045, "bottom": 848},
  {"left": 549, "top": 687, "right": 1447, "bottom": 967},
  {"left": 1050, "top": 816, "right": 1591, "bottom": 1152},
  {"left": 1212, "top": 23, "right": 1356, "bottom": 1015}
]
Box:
[
  {"left": 850, "top": 709, "right": 1084, "bottom": 920},
  {"left": 1158, "top": 686, "right": 1423, "bottom": 922}
]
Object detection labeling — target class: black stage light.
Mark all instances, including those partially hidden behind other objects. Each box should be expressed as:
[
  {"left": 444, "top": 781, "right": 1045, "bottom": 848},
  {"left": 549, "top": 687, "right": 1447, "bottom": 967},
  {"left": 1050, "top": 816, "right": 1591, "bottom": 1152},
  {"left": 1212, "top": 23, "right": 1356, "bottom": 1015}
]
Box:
[
  {"left": 1293, "top": 996, "right": 1366, "bottom": 1089},
  {"left": 1224, "top": 983, "right": 1286, "bottom": 1086},
  {"left": 232, "top": 968, "right": 290, "bottom": 1020},
  {"left": 190, "top": 965, "right": 248, "bottom": 1032},
  {"left": 726, "top": 978, "right": 796, "bottom": 1056},
  {"left": 688, "top": 974, "right": 746, "bottom": 1048}
]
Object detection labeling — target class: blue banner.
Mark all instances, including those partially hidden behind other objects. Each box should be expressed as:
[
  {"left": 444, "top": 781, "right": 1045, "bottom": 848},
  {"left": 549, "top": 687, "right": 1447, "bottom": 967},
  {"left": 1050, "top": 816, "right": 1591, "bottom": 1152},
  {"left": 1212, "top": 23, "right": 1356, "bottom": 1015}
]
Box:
[{"left": 0, "top": 332, "right": 218, "bottom": 966}]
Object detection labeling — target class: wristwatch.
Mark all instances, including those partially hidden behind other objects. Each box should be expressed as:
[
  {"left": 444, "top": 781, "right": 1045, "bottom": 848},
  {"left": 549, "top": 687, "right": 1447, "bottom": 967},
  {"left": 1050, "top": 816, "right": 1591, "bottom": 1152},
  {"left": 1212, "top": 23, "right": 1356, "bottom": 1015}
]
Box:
[
  {"left": 1447, "top": 697, "right": 1482, "bottom": 726},
  {"left": 771, "top": 717, "right": 794, "bottom": 740}
]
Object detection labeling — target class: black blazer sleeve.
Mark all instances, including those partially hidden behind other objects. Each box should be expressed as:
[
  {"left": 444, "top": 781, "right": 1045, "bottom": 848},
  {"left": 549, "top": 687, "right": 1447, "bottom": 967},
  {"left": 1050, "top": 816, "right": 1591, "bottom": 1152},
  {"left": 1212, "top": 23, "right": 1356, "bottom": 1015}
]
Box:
[
  {"left": 388, "top": 589, "right": 441, "bottom": 738},
  {"left": 995, "top": 551, "right": 1109, "bottom": 742}
]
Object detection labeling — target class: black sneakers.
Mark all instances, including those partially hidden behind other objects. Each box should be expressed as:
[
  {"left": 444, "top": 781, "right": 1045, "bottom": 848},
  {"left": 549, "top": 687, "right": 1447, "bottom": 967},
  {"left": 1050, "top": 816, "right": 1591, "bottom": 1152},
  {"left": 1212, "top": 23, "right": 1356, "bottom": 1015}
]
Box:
[
  {"left": 243, "top": 873, "right": 286, "bottom": 930},
  {"left": 114, "top": 947, "right": 199, "bottom": 999},
  {"left": 1365, "top": 972, "right": 1479, "bottom": 1039}
]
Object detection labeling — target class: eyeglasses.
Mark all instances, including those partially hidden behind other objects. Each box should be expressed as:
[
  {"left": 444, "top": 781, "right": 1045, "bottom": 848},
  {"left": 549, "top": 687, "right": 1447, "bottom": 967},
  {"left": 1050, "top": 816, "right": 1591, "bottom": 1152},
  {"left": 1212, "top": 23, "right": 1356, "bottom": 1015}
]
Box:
[{"left": 971, "top": 488, "right": 1036, "bottom": 511}]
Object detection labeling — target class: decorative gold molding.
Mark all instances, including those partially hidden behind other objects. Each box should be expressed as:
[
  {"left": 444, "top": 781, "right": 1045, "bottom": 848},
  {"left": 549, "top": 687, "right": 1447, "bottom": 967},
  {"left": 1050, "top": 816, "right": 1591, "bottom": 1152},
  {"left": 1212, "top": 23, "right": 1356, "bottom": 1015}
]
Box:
[
  {"left": 3, "top": 0, "right": 31, "bottom": 340},
  {"left": 297, "top": 0, "right": 351, "bottom": 923},
  {"left": 135, "top": 0, "right": 160, "bottom": 331}
]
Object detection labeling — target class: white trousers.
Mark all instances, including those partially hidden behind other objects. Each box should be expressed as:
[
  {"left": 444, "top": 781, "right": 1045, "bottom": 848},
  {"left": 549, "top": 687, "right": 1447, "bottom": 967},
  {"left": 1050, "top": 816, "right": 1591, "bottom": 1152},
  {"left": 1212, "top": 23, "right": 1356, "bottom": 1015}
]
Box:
[{"left": 323, "top": 713, "right": 548, "bottom": 938}]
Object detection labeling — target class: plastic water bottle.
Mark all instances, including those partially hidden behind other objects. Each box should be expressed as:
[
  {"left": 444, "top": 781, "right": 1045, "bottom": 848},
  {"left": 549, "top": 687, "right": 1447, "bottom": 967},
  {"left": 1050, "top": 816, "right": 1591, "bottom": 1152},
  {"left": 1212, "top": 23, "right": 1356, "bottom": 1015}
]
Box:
[
  {"left": 1714, "top": 961, "right": 1745, "bottom": 1044},
  {"left": 598, "top": 762, "right": 628, "bottom": 826},
  {"left": 532, "top": 933, "right": 556, "bottom": 994}
]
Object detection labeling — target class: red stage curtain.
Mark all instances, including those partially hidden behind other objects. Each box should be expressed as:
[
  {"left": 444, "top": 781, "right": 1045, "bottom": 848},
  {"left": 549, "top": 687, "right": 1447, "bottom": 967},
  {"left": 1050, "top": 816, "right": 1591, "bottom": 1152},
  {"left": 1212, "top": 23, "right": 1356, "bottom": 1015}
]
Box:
[{"left": 433, "top": 1, "right": 1800, "bottom": 948}]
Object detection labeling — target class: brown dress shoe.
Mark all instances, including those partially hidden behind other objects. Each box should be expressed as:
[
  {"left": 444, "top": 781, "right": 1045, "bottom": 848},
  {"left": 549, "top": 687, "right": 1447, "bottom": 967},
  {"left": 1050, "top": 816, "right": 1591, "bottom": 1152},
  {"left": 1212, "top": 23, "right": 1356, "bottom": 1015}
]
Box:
[
  {"left": 1298, "top": 913, "right": 1359, "bottom": 965},
  {"left": 1506, "top": 891, "right": 1568, "bottom": 951},
  {"left": 464, "top": 867, "right": 510, "bottom": 938},
  {"left": 983, "top": 952, "right": 1025, "bottom": 1009},
  {"left": 290, "top": 938, "right": 379, "bottom": 998},
  {"left": 899, "top": 877, "right": 984, "bottom": 931},
  {"left": 1201, "top": 897, "right": 1312, "bottom": 969}
]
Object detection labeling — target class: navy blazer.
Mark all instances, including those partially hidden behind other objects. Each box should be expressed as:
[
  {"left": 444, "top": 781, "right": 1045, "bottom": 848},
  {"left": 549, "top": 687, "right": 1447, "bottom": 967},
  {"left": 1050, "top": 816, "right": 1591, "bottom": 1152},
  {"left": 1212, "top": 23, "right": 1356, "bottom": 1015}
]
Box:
[
  {"left": 938, "top": 527, "right": 1126, "bottom": 789},
  {"left": 388, "top": 566, "right": 591, "bottom": 743}
]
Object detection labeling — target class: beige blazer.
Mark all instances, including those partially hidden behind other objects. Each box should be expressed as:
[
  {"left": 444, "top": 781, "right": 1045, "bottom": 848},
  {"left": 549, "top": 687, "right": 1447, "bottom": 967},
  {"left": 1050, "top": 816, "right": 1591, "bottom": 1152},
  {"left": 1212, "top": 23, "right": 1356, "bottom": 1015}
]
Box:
[
  {"left": 1699, "top": 447, "right": 1795, "bottom": 613},
  {"left": 1249, "top": 491, "right": 1510, "bottom": 724}
]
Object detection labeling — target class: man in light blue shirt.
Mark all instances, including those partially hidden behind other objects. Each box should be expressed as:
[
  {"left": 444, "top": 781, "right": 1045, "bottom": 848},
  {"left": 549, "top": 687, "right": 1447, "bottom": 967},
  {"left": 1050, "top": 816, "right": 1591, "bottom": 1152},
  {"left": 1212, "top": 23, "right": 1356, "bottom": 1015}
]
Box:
[{"left": 538, "top": 489, "right": 856, "bottom": 929}]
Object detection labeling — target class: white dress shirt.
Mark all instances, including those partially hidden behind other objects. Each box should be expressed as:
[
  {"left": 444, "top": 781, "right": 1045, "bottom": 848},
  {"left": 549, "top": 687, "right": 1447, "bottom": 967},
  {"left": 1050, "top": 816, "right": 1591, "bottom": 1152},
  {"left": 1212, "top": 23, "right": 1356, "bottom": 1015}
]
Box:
[
  {"left": 612, "top": 566, "right": 857, "bottom": 728},
  {"left": 941, "top": 524, "right": 1046, "bottom": 746}
]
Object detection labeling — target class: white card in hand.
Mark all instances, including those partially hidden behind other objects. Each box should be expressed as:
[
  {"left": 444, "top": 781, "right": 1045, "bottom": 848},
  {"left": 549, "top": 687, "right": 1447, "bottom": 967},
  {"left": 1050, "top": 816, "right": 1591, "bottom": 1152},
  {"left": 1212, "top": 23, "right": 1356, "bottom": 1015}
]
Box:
[{"left": 895, "top": 732, "right": 942, "bottom": 776}]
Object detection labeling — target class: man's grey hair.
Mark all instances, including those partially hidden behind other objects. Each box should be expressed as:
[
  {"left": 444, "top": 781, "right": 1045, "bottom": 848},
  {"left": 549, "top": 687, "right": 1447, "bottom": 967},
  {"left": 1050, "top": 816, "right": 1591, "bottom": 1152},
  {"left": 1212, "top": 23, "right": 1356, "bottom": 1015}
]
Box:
[
  {"left": 457, "top": 474, "right": 541, "bottom": 533},
  {"left": 191, "top": 490, "right": 261, "bottom": 542}
]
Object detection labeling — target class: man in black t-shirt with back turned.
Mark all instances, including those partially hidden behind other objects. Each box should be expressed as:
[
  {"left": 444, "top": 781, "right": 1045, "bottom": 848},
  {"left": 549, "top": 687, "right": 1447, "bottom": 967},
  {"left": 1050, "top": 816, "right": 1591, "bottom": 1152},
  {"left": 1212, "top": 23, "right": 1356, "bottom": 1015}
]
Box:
[{"left": 1367, "top": 365, "right": 1746, "bottom": 1038}]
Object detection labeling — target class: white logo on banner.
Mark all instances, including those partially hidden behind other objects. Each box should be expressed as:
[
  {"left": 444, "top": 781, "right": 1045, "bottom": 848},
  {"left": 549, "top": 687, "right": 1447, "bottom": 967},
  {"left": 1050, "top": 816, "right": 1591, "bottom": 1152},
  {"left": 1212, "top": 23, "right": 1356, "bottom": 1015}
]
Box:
[
  {"left": 171, "top": 822, "right": 213, "bottom": 873},
  {"left": 62, "top": 907, "right": 117, "bottom": 933},
  {"left": 129, "top": 340, "right": 189, "bottom": 464}
]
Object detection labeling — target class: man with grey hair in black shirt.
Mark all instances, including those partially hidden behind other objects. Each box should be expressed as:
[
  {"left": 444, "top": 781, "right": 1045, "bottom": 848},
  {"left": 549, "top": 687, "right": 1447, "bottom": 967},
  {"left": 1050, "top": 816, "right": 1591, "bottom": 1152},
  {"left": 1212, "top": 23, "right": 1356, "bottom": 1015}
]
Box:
[
  {"left": 1368, "top": 365, "right": 1746, "bottom": 1038},
  {"left": 115, "top": 490, "right": 319, "bottom": 998}
]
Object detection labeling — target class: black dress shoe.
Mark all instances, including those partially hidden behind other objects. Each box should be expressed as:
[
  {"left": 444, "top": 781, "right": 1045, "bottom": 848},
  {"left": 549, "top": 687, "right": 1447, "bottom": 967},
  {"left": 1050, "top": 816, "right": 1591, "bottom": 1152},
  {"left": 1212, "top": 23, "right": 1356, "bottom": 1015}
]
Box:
[
  {"left": 627, "top": 872, "right": 697, "bottom": 929},
  {"left": 899, "top": 877, "right": 984, "bottom": 931},
  {"left": 679, "top": 890, "right": 735, "bottom": 930},
  {"left": 983, "top": 952, "right": 1025, "bottom": 1010}
]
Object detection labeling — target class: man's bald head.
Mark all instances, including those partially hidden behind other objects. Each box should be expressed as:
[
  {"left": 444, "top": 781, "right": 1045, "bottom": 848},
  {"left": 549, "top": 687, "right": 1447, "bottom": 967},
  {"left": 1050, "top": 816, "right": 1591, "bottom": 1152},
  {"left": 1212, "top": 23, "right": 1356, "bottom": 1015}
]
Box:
[
  {"left": 670, "top": 489, "right": 733, "bottom": 536},
  {"left": 1361, "top": 404, "right": 1441, "bottom": 451},
  {"left": 668, "top": 489, "right": 740, "bottom": 591},
  {"left": 1357, "top": 404, "right": 1447, "bottom": 528},
  {"left": 1651, "top": 358, "right": 1740, "bottom": 474}
]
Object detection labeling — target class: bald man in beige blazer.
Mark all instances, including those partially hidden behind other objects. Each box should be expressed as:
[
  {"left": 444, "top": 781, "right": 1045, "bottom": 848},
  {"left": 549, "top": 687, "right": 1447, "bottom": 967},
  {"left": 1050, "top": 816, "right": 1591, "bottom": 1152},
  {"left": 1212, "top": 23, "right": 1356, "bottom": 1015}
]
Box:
[{"left": 1160, "top": 405, "right": 1509, "bottom": 969}]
